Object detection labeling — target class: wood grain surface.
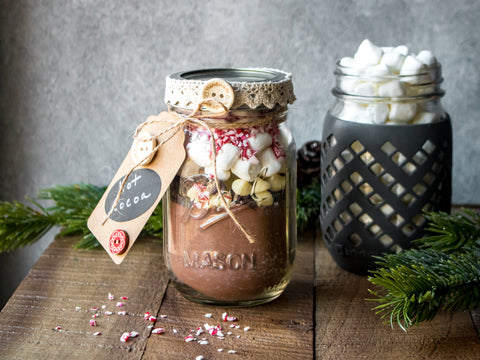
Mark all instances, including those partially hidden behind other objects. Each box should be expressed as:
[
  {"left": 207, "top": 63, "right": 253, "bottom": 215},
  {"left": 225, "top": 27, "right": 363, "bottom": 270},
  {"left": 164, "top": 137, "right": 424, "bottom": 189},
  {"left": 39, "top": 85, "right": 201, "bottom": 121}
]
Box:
[{"left": 0, "top": 229, "right": 478, "bottom": 359}]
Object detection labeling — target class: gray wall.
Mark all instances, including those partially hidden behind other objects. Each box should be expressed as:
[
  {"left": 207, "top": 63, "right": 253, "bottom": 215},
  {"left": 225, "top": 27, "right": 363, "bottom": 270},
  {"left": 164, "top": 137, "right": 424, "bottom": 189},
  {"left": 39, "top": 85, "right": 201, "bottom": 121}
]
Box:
[{"left": 1, "top": 0, "right": 479, "bottom": 308}]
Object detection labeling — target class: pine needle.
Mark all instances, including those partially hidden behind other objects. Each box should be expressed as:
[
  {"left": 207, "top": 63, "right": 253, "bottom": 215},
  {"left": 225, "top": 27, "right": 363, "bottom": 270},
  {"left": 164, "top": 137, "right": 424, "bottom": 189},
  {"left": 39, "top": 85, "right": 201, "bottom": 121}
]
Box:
[{"left": 368, "top": 209, "right": 480, "bottom": 331}]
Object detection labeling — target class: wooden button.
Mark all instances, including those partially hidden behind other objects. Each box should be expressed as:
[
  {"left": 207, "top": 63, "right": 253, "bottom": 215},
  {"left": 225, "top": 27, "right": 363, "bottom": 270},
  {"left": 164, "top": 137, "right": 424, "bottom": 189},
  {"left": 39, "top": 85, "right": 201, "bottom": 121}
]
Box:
[
  {"left": 109, "top": 229, "right": 129, "bottom": 255},
  {"left": 200, "top": 78, "right": 235, "bottom": 112},
  {"left": 131, "top": 131, "right": 156, "bottom": 166}
]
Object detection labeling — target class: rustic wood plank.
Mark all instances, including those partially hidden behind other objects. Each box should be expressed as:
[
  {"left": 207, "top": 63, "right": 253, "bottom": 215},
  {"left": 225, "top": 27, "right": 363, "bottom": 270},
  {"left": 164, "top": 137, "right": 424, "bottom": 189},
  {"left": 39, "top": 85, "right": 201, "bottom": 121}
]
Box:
[
  {"left": 0, "top": 236, "right": 168, "bottom": 360},
  {"left": 315, "top": 233, "right": 480, "bottom": 359},
  {"left": 142, "top": 232, "right": 315, "bottom": 359}
]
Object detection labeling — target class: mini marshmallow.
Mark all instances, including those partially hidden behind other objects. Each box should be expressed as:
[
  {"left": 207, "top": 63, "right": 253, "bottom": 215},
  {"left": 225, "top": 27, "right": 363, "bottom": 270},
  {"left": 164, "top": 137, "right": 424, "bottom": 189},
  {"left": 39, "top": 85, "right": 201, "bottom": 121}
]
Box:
[
  {"left": 354, "top": 39, "right": 383, "bottom": 68},
  {"left": 400, "top": 55, "right": 426, "bottom": 76},
  {"left": 258, "top": 148, "right": 283, "bottom": 177},
  {"left": 364, "top": 64, "right": 392, "bottom": 77},
  {"left": 231, "top": 158, "right": 261, "bottom": 182},
  {"left": 389, "top": 103, "right": 418, "bottom": 123},
  {"left": 381, "top": 46, "right": 394, "bottom": 52},
  {"left": 393, "top": 45, "right": 410, "bottom": 56},
  {"left": 187, "top": 140, "right": 212, "bottom": 168},
  {"left": 416, "top": 50, "right": 436, "bottom": 66},
  {"left": 378, "top": 81, "right": 405, "bottom": 97},
  {"left": 366, "top": 103, "right": 389, "bottom": 124},
  {"left": 339, "top": 57, "right": 363, "bottom": 76},
  {"left": 248, "top": 132, "right": 272, "bottom": 152},
  {"left": 205, "top": 166, "right": 230, "bottom": 181},
  {"left": 411, "top": 111, "right": 438, "bottom": 124},
  {"left": 354, "top": 82, "right": 377, "bottom": 96},
  {"left": 339, "top": 102, "right": 367, "bottom": 122},
  {"left": 216, "top": 143, "right": 240, "bottom": 170},
  {"left": 380, "top": 51, "right": 405, "bottom": 73}
]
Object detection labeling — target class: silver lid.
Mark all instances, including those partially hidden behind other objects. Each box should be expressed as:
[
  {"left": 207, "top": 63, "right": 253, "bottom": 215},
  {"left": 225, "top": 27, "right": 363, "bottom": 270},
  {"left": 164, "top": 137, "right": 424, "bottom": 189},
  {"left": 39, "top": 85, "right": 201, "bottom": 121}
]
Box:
[{"left": 164, "top": 68, "right": 296, "bottom": 110}]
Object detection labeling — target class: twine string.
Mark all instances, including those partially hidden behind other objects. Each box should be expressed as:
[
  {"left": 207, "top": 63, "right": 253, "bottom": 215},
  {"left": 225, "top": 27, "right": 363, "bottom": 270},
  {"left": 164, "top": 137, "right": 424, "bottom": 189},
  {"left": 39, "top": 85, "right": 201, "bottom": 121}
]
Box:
[{"left": 103, "top": 100, "right": 284, "bottom": 243}]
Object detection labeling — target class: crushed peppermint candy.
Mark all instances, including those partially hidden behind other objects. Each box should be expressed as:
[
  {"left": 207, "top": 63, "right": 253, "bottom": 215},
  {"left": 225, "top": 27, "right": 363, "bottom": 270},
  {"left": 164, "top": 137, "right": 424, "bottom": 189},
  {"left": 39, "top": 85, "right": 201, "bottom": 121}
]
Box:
[
  {"left": 222, "top": 312, "right": 237, "bottom": 322},
  {"left": 198, "top": 340, "right": 209, "bottom": 345},
  {"left": 108, "top": 293, "right": 115, "bottom": 300},
  {"left": 173, "top": 329, "right": 178, "bottom": 334},
  {"left": 228, "top": 350, "right": 237, "bottom": 354},
  {"left": 195, "top": 327, "right": 204, "bottom": 336},
  {"left": 120, "top": 332, "right": 130, "bottom": 342},
  {"left": 148, "top": 315, "right": 157, "bottom": 322},
  {"left": 89, "top": 320, "right": 97, "bottom": 326},
  {"left": 130, "top": 331, "right": 139, "bottom": 338},
  {"left": 243, "top": 326, "right": 250, "bottom": 332},
  {"left": 117, "top": 311, "right": 127, "bottom": 316},
  {"left": 195, "top": 356, "right": 204, "bottom": 360},
  {"left": 93, "top": 332, "right": 101, "bottom": 336},
  {"left": 116, "top": 302, "right": 124, "bottom": 307},
  {"left": 92, "top": 314, "right": 99, "bottom": 318},
  {"left": 204, "top": 313, "right": 212, "bottom": 318},
  {"left": 152, "top": 327, "right": 165, "bottom": 334},
  {"left": 75, "top": 306, "right": 82, "bottom": 311},
  {"left": 144, "top": 312, "right": 151, "bottom": 320},
  {"left": 160, "top": 314, "right": 168, "bottom": 318},
  {"left": 218, "top": 348, "right": 224, "bottom": 352},
  {"left": 90, "top": 307, "right": 99, "bottom": 311},
  {"left": 104, "top": 311, "right": 113, "bottom": 316},
  {"left": 54, "top": 326, "right": 62, "bottom": 331},
  {"left": 120, "top": 296, "right": 128, "bottom": 300},
  {"left": 184, "top": 334, "right": 195, "bottom": 342},
  {"left": 101, "top": 305, "right": 107, "bottom": 309}
]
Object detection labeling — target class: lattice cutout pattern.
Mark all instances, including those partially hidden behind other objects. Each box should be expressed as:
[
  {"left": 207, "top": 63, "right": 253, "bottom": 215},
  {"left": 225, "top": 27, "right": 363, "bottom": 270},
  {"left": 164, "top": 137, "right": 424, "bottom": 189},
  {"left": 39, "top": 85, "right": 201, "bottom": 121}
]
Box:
[{"left": 320, "top": 116, "right": 452, "bottom": 274}]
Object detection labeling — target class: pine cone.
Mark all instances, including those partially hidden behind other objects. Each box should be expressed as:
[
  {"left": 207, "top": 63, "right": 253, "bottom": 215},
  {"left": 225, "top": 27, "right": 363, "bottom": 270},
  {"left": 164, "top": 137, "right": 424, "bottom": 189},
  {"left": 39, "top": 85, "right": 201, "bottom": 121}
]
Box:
[{"left": 296, "top": 140, "right": 322, "bottom": 188}]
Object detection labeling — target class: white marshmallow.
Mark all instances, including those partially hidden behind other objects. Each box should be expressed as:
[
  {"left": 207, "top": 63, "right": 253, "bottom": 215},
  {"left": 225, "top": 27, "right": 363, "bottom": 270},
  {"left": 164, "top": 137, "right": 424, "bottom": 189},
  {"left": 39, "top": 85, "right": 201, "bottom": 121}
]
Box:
[
  {"left": 411, "top": 111, "right": 438, "bottom": 124},
  {"left": 354, "top": 82, "right": 377, "bottom": 96},
  {"left": 231, "top": 159, "right": 261, "bottom": 182},
  {"left": 339, "top": 77, "right": 361, "bottom": 94},
  {"left": 378, "top": 81, "right": 405, "bottom": 97},
  {"left": 339, "top": 101, "right": 367, "bottom": 122},
  {"left": 380, "top": 51, "right": 405, "bottom": 73},
  {"left": 354, "top": 39, "right": 383, "bottom": 68},
  {"left": 381, "top": 46, "right": 394, "bottom": 52},
  {"left": 366, "top": 103, "right": 389, "bottom": 124},
  {"left": 216, "top": 143, "right": 240, "bottom": 171},
  {"left": 364, "top": 64, "right": 392, "bottom": 77},
  {"left": 205, "top": 166, "right": 231, "bottom": 181},
  {"left": 187, "top": 140, "right": 212, "bottom": 168},
  {"left": 389, "top": 103, "right": 418, "bottom": 123},
  {"left": 416, "top": 50, "right": 436, "bottom": 66},
  {"left": 400, "top": 55, "right": 426, "bottom": 76},
  {"left": 248, "top": 132, "right": 272, "bottom": 152},
  {"left": 339, "top": 57, "right": 363, "bottom": 75},
  {"left": 393, "top": 45, "right": 410, "bottom": 56},
  {"left": 258, "top": 148, "right": 283, "bottom": 177}
]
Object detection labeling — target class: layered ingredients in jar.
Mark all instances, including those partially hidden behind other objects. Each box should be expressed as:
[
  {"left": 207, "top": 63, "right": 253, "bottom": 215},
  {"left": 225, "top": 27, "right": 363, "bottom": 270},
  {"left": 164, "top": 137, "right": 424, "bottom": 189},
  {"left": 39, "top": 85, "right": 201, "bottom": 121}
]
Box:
[{"left": 165, "top": 115, "right": 294, "bottom": 303}]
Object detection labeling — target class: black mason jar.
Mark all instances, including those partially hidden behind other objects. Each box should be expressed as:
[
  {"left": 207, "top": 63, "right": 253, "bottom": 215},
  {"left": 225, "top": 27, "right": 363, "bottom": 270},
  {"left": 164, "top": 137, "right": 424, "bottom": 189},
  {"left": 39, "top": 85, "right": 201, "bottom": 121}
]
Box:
[{"left": 320, "top": 61, "right": 452, "bottom": 275}]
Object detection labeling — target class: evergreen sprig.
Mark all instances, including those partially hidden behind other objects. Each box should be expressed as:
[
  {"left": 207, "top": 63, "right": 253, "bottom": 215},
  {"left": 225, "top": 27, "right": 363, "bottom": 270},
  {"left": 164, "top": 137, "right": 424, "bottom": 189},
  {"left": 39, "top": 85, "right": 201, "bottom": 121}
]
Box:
[
  {"left": 1, "top": 180, "right": 319, "bottom": 252},
  {"left": 296, "top": 180, "right": 321, "bottom": 232},
  {"left": 368, "top": 209, "right": 480, "bottom": 331}
]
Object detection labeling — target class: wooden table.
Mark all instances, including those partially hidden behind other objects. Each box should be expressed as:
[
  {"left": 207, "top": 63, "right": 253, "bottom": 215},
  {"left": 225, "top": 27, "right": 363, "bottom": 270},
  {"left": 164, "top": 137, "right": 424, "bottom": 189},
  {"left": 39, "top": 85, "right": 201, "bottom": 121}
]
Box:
[{"left": 1, "top": 229, "right": 479, "bottom": 359}]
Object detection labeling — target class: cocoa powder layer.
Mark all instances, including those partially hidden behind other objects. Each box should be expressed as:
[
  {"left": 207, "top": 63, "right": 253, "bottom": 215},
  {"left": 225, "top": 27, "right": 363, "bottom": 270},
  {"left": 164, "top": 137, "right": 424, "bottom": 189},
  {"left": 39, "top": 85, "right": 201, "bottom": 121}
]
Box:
[{"left": 166, "top": 201, "right": 292, "bottom": 301}]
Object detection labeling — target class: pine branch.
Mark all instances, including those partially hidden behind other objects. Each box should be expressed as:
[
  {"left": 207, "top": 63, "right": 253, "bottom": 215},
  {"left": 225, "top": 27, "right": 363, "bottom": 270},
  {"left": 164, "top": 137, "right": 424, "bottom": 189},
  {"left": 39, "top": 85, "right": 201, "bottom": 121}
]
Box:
[
  {"left": 368, "top": 208, "right": 480, "bottom": 331},
  {"left": 296, "top": 180, "right": 321, "bottom": 232},
  {"left": 0, "top": 200, "right": 56, "bottom": 252}
]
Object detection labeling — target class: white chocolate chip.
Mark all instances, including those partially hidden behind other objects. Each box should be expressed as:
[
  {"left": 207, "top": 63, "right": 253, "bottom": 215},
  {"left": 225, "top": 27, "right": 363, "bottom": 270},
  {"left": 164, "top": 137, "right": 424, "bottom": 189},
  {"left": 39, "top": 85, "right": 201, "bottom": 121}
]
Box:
[
  {"left": 254, "top": 191, "right": 274, "bottom": 207},
  {"left": 232, "top": 179, "right": 252, "bottom": 196},
  {"left": 252, "top": 177, "right": 271, "bottom": 194},
  {"left": 267, "top": 174, "right": 286, "bottom": 192}
]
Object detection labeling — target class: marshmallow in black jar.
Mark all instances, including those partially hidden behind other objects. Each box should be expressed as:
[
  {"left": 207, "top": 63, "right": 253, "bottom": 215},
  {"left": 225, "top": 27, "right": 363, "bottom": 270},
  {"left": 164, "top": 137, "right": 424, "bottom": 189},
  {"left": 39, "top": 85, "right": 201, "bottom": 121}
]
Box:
[{"left": 320, "top": 40, "right": 452, "bottom": 275}]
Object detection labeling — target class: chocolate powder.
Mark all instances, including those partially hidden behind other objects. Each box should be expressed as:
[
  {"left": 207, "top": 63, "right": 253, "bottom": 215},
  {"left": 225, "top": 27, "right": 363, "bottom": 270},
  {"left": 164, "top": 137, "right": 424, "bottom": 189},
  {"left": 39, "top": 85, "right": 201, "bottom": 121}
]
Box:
[{"left": 166, "top": 200, "right": 293, "bottom": 301}]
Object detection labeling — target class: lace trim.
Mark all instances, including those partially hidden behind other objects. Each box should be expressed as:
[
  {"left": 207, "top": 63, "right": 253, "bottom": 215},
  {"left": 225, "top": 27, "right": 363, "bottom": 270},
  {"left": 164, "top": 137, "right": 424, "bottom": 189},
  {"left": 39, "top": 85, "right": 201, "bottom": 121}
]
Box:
[{"left": 164, "top": 69, "right": 296, "bottom": 110}]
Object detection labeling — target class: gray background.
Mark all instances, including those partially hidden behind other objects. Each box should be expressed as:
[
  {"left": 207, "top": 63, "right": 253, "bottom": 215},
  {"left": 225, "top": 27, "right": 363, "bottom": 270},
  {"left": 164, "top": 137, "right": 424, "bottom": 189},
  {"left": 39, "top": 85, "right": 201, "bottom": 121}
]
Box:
[{"left": 1, "top": 0, "right": 479, "bottom": 308}]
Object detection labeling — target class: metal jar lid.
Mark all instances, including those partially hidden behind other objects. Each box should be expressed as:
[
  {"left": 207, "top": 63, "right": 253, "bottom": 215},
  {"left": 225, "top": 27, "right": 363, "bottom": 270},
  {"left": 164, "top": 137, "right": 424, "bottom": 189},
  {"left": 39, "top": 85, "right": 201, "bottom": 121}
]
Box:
[{"left": 164, "top": 68, "right": 296, "bottom": 110}]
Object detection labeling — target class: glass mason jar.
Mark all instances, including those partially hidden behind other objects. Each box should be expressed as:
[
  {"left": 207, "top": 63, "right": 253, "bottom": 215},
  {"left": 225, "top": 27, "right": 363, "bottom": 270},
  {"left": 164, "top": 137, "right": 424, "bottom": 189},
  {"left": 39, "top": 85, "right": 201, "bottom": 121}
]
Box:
[
  {"left": 163, "top": 68, "right": 297, "bottom": 305},
  {"left": 320, "top": 61, "right": 452, "bottom": 275}
]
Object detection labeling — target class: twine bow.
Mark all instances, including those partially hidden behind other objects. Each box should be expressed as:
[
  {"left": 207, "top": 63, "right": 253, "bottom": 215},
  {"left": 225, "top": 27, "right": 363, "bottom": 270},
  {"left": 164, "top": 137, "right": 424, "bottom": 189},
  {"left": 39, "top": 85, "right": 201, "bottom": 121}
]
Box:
[{"left": 103, "top": 99, "right": 269, "bottom": 244}]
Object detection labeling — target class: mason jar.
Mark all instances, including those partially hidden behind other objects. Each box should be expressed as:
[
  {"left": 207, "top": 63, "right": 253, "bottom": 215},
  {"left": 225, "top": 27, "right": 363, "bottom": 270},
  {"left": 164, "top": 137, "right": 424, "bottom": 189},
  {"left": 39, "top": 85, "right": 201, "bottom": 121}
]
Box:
[
  {"left": 320, "top": 61, "right": 452, "bottom": 275},
  {"left": 163, "top": 68, "right": 297, "bottom": 305}
]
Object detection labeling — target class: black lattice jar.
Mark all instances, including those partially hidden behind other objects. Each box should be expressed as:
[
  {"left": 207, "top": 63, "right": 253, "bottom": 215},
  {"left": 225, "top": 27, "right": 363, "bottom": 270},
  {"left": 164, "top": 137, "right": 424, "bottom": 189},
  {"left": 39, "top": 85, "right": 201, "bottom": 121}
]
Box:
[{"left": 320, "top": 44, "right": 452, "bottom": 275}]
